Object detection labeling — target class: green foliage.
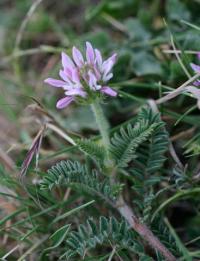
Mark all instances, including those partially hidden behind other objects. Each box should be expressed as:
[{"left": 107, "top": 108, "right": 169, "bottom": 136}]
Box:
[
  {"left": 76, "top": 138, "right": 106, "bottom": 168},
  {"left": 43, "top": 224, "right": 70, "bottom": 253},
  {"left": 110, "top": 107, "right": 164, "bottom": 168},
  {"left": 171, "top": 165, "right": 189, "bottom": 189},
  {"left": 128, "top": 107, "right": 169, "bottom": 221},
  {"left": 166, "top": 0, "right": 191, "bottom": 21},
  {"left": 40, "top": 160, "right": 120, "bottom": 201},
  {"left": 132, "top": 106, "right": 168, "bottom": 176},
  {"left": 61, "top": 216, "right": 144, "bottom": 260},
  {"left": 151, "top": 219, "right": 181, "bottom": 258}
]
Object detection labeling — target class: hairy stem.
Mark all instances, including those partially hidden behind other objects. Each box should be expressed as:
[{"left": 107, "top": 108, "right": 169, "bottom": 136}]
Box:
[
  {"left": 92, "top": 101, "right": 176, "bottom": 260},
  {"left": 116, "top": 196, "right": 176, "bottom": 261},
  {"left": 91, "top": 101, "right": 110, "bottom": 150}
]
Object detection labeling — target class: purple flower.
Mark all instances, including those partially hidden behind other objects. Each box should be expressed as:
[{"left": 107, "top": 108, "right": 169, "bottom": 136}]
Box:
[
  {"left": 44, "top": 42, "right": 117, "bottom": 109},
  {"left": 190, "top": 52, "right": 200, "bottom": 87}
]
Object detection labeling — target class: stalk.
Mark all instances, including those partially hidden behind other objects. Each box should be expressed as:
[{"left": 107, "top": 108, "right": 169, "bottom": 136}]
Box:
[
  {"left": 91, "top": 100, "right": 176, "bottom": 261},
  {"left": 91, "top": 101, "right": 110, "bottom": 150},
  {"left": 116, "top": 196, "right": 176, "bottom": 261}
]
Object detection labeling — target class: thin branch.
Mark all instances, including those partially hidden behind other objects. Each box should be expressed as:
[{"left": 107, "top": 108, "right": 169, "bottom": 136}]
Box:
[
  {"left": 163, "top": 50, "right": 199, "bottom": 54},
  {"left": 170, "top": 34, "right": 191, "bottom": 79},
  {"left": 156, "top": 73, "right": 200, "bottom": 105},
  {"left": 108, "top": 246, "right": 116, "bottom": 261},
  {"left": 1, "top": 45, "right": 64, "bottom": 65},
  {"left": 47, "top": 123, "right": 76, "bottom": 146},
  {"left": 14, "top": 0, "right": 43, "bottom": 50},
  {"left": 0, "top": 147, "right": 16, "bottom": 172},
  {"left": 169, "top": 142, "right": 184, "bottom": 169},
  {"left": 170, "top": 127, "right": 195, "bottom": 142},
  {"left": 116, "top": 196, "right": 176, "bottom": 261}
]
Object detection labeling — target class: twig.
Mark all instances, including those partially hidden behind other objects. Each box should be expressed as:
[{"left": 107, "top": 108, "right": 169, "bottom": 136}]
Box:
[
  {"left": 116, "top": 196, "right": 176, "bottom": 261},
  {"left": 17, "top": 235, "right": 48, "bottom": 261},
  {"left": 108, "top": 246, "right": 116, "bottom": 261},
  {"left": 1, "top": 45, "right": 64, "bottom": 66},
  {"left": 101, "top": 12, "right": 127, "bottom": 33},
  {"left": 156, "top": 73, "right": 200, "bottom": 105},
  {"left": 170, "top": 127, "right": 195, "bottom": 142},
  {"left": 163, "top": 50, "right": 199, "bottom": 54},
  {"left": 169, "top": 142, "right": 184, "bottom": 169},
  {"left": 0, "top": 147, "right": 16, "bottom": 172},
  {"left": 14, "top": 0, "right": 43, "bottom": 50},
  {"left": 170, "top": 35, "right": 191, "bottom": 79},
  {"left": 47, "top": 123, "right": 76, "bottom": 146},
  {"left": 1, "top": 245, "right": 19, "bottom": 260}
]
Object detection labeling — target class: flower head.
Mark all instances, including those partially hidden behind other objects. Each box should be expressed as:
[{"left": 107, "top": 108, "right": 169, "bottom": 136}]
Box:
[
  {"left": 190, "top": 52, "right": 200, "bottom": 86},
  {"left": 44, "top": 42, "right": 117, "bottom": 109}
]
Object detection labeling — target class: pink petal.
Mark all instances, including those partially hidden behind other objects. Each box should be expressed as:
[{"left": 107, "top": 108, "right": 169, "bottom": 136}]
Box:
[
  {"left": 65, "top": 68, "right": 73, "bottom": 80},
  {"left": 95, "top": 49, "right": 102, "bottom": 68},
  {"left": 190, "top": 63, "right": 200, "bottom": 73},
  {"left": 101, "top": 86, "right": 117, "bottom": 97},
  {"left": 102, "top": 54, "right": 117, "bottom": 75},
  {"left": 61, "top": 52, "right": 75, "bottom": 70},
  {"left": 197, "top": 52, "right": 200, "bottom": 60},
  {"left": 109, "top": 53, "right": 117, "bottom": 64},
  {"left": 93, "top": 66, "right": 101, "bottom": 81},
  {"left": 44, "top": 78, "right": 66, "bottom": 87},
  {"left": 88, "top": 70, "right": 97, "bottom": 89},
  {"left": 103, "top": 72, "right": 113, "bottom": 82},
  {"left": 65, "top": 89, "right": 86, "bottom": 97},
  {"left": 56, "top": 96, "right": 74, "bottom": 109},
  {"left": 194, "top": 80, "right": 200, "bottom": 86},
  {"left": 186, "top": 86, "right": 200, "bottom": 100},
  {"left": 103, "top": 53, "right": 117, "bottom": 68},
  {"left": 72, "top": 69, "right": 80, "bottom": 83},
  {"left": 102, "top": 60, "right": 114, "bottom": 77},
  {"left": 86, "top": 41, "right": 95, "bottom": 64},
  {"left": 72, "top": 47, "right": 84, "bottom": 67},
  {"left": 59, "top": 70, "right": 71, "bottom": 83}
]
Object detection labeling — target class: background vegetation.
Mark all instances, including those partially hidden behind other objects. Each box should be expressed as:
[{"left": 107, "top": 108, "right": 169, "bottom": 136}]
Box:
[{"left": 0, "top": 0, "right": 200, "bottom": 260}]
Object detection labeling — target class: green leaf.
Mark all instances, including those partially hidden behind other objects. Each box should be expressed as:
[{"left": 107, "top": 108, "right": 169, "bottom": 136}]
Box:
[
  {"left": 76, "top": 138, "right": 106, "bottom": 168},
  {"left": 164, "top": 218, "right": 192, "bottom": 261},
  {"left": 125, "top": 18, "right": 151, "bottom": 41},
  {"left": 132, "top": 51, "right": 163, "bottom": 76},
  {"left": 110, "top": 107, "right": 163, "bottom": 168},
  {"left": 44, "top": 224, "right": 70, "bottom": 252},
  {"left": 40, "top": 160, "right": 120, "bottom": 201},
  {"left": 131, "top": 106, "right": 168, "bottom": 177},
  {"left": 62, "top": 216, "right": 144, "bottom": 259},
  {"left": 166, "top": 0, "right": 190, "bottom": 21},
  {"left": 52, "top": 200, "right": 95, "bottom": 224}
]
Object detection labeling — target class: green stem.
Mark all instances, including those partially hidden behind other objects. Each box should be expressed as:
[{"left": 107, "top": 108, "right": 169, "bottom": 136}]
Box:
[
  {"left": 91, "top": 101, "right": 110, "bottom": 150},
  {"left": 151, "top": 187, "right": 200, "bottom": 221}
]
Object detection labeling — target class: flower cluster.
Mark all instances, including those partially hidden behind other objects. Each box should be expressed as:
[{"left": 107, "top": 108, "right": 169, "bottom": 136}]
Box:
[{"left": 44, "top": 42, "right": 117, "bottom": 109}]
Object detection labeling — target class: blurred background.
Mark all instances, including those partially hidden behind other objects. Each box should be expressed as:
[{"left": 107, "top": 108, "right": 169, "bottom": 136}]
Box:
[{"left": 0, "top": 0, "right": 200, "bottom": 259}]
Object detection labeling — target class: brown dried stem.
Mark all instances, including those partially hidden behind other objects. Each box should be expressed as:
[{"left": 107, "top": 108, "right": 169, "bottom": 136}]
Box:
[
  {"left": 116, "top": 196, "right": 177, "bottom": 261},
  {"left": 156, "top": 73, "right": 200, "bottom": 105}
]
